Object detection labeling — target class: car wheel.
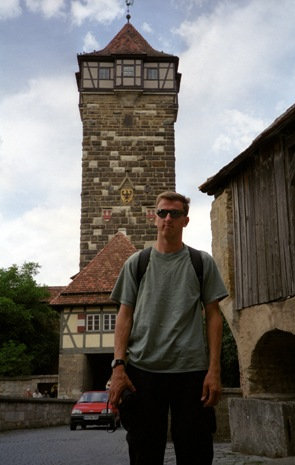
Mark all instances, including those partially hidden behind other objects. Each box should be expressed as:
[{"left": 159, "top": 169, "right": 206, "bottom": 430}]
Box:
[
  {"left": 81, "top": 424, "right": 86, "bottom": 430},
  {"left": 70, "top": 423, "right": 77, "bottom": 431}
]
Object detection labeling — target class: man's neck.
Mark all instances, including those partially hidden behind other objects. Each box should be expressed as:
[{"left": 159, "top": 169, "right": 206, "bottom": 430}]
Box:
[{"left": 155, "top": 238, "right": 184, "bottom": 254}]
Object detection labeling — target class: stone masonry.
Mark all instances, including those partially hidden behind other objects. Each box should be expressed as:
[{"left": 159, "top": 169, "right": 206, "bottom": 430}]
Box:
[{"left": 79, "top": 91, "right": 177, "bottom": 269}]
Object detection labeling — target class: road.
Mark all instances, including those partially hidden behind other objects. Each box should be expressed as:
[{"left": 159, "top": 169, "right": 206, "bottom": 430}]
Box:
[
  {"left": 1, "top": 426, "right": 294, "bottom": 465},
  {"left": 0, "top": 425, "right": 130, "bottom": 465}
]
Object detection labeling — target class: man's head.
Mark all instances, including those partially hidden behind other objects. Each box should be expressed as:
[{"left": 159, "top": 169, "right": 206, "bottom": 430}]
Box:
[
  {"left": 154, "top": 192, "right": 190, "bottom": 247},
  {"left": 155, "top": 191, "right": 190, "bottom": 216}
]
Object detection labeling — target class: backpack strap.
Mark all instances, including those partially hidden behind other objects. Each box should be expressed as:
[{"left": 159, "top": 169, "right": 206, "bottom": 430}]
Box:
[
  {"left": 136, "top": 247, "right": 152, "bottom": 287},
  {"left": 187, "top": 246, "right": 203, "bottom": 301}
]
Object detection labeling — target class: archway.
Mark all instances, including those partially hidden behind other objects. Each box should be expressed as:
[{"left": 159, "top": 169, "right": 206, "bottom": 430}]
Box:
[{"left": 248, "top": 329, "right": 295, "bottom": 395}]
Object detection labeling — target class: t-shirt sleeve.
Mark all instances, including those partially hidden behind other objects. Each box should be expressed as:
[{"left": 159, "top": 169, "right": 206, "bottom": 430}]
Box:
[
  {"left": 110, "top": 251, "right": 140, "bottom": 307},
  {"left": 201, "top": 251, "right": 228, "bottom": 304}
]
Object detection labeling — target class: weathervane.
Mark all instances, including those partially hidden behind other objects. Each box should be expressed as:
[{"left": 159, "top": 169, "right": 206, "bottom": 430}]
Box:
[{"left": 125, "top": 0, "right": 134, "bottom": 22}]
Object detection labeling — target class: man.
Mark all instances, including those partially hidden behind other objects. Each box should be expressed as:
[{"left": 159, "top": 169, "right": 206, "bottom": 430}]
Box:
[{"left": 109, "top": 191, "right": 228, "bottom": 465}]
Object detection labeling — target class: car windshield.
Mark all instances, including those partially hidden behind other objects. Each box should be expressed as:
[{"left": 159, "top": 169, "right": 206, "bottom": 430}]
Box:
[{"left": 78, "top": 392, "right": 109, "bottom": 403}]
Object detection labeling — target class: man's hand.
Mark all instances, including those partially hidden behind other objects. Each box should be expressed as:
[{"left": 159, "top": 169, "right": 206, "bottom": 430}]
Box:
[
  {"left": 109, "top": 366, "right": 135, "bottom": 406},
  {"left": 201, "top": 370, "right": 221, "bottom": 407}
]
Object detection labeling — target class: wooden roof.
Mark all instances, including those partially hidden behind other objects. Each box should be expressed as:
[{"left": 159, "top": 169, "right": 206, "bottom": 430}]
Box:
[
  {"left": 78, "top": 22, "right": 177, "bottom": 60},
  {"left": 51, "top": 232, "right": 137, "bottom": 307},
  {"left": 199, "top": 102, "right": 295, "bottom": 196}
]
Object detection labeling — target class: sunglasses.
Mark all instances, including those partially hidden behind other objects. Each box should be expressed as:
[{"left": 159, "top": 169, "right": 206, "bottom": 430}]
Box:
[{"left": 156, "top": 209, "right": 185, "bottom": 219}]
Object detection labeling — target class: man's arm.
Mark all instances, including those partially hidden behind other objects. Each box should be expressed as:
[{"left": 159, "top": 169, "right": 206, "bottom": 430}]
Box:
[
  {"left": 109, "top": 303, "right": 135, "bottom": 405},
  {"left": 201, "top": 300, "right": 223, "bottom": 407}
]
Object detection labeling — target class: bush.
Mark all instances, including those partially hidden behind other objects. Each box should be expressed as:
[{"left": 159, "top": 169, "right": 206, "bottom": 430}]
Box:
[{"left": 0, "top": 263, "right": 59, "bottom": 376}]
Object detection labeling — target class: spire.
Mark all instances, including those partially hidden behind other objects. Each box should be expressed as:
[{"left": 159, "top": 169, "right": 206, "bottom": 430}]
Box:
[{"left": 126, "top": 0, "right": 134, "bottom": 23}]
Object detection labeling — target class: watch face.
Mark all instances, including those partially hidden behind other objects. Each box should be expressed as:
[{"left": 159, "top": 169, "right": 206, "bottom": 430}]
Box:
[{"left": 111, "top": 359, "right": 125, "bottom": 368}]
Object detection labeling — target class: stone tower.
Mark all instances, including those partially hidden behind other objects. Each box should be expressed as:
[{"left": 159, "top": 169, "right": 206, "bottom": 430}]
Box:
[{"left": 76, "top": 22, "right": 181, "bottom": 269}]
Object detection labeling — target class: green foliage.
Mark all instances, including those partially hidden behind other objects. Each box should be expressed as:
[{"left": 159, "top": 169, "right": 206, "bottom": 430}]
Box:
[
  {"left": 221, "top": 317, "right": 240, "bottom": 387},
  {"left": 0, "top": 263, "right": 59, "bottom": 377},
  {"left": 0, "top": 341, "right": 32, "bottom": 376}
]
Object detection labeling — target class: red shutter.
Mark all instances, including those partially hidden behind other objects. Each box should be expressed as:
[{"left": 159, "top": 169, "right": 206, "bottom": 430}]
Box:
[{"left": 77, "top": 313, "right": 86, "bottom": 333}]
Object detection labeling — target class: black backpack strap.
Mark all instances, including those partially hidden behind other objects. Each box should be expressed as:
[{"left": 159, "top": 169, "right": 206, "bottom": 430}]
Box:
[
  {"left": 188, "top": 247, "right": 203, "bottom": 301},
  {"left": 136, "top": 247, "right": 152, "bottom": 286}
]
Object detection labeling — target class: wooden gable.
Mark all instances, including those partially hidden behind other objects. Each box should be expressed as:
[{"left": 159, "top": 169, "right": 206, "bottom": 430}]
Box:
[{"left": 200, "top": 104, "right": 295, "bottom": 309}]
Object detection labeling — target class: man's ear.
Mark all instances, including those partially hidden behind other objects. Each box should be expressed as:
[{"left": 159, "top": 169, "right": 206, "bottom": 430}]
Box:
[{"left": 184, "top": 216, "right": 190, "bottom": 227}]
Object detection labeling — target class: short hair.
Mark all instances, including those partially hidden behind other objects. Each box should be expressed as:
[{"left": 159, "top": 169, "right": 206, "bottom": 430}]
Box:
[{"left": 155, "top": 191, "right": 190, "bottom": 216}]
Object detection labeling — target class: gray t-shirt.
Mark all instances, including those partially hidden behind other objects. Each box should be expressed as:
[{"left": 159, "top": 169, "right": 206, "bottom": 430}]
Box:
[{"left": 111, "top": 245, "right": 228, "bottom": 373}]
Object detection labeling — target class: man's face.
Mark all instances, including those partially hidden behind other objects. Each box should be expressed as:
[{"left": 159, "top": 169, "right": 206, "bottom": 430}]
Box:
[{"left": 155, "top": 199, "right": 189, "bottom": 240}]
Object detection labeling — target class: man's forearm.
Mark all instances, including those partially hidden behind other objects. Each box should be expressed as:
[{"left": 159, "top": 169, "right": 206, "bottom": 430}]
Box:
[
  {"left": 109, "top": 304, "right": 135, "bottom": 405},
  {"left": 114, "top": 303, "right": 134, "bottom": 360},
  {"left": 201, "top": 300, "right": 223, "bottom": 406},
  {"left": 205, "top": 300, "right": 223, "bottom": 372}
]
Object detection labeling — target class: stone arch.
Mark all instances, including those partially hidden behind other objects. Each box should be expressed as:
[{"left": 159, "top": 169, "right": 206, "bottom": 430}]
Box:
[{"left": 248, "top": 329, "right": 295, "bottom": 396}]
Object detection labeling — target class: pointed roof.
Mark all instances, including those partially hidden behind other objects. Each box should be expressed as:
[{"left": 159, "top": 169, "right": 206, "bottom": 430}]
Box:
[
  {"left": 51, "top": 232, "right": 137, "bottom": 307},
  {"left": 79, "top": 22, "right": 176, "bottom": 59}
]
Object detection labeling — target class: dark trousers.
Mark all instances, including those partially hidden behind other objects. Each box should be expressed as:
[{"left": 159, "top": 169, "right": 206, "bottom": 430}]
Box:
[{"left": 121, "top": 365, "right": 214, "bottom": 465}]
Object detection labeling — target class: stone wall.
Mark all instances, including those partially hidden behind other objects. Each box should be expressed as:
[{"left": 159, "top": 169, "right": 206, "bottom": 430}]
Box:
[
  {"left": 58, "top": 353, "right": 89, "bottom": 399},
  {"left": 210, "top": 188, "right": 234, "bottom": 297},
  {"left": 0, "top": 375, "right": 58, "bottom": 398},
  {"left": 0, "top": 397, "right": 74, "bottom": 432},
  {"left": 229, "top": 397, "right": 295, "bottom": 457},
  {"left": 0, "top": 389, "right": 240, "bottom": 439},
  {"left": 214, "top": 388, "right": 242, "bottom": 442}
]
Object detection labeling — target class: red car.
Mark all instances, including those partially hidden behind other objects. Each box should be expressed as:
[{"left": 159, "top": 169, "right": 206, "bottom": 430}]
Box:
[{"left": 70, "top": 390, "right": 120, "bottom": 430}]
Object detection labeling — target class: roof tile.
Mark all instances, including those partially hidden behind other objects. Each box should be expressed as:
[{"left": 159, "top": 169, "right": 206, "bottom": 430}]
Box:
[
  {"left": 51, "top": 232, "right": 137, "bottom": 307},
  {"left": 82, "top": 22, "right": 173, "bottom": 57}
]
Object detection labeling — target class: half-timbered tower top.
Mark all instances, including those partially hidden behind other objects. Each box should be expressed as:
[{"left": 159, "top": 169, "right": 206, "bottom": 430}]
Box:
[{"left": 76, "top": 21, "right": 181, "bottom": 94}]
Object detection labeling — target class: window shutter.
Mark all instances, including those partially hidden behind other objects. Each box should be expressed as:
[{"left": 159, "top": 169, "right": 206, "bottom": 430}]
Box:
[{"left": 77, "top": 313, "right": 86, "bottom": 333}]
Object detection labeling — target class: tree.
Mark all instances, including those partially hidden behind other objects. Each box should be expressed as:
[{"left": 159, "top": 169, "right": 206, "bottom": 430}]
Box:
[
  {"left": 221, "top": 317, "right": 240, "bottom": 387},
  {"left": 0, "top": 263, "right": 59, "bottom": 376}
]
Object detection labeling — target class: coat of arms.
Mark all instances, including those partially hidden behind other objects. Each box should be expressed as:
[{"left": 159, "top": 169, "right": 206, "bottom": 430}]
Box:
[{"left": 121, "top": 188, "right": 133, "bottom": 204}]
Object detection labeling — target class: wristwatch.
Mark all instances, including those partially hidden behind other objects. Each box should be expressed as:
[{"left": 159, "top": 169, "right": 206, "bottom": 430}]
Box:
[{"left": 111, "top": 359, "right": 126, "bottom": 369}]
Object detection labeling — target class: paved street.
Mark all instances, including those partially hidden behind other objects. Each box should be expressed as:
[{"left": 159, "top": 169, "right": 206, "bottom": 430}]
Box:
[{"left": 0, "top": 426, "right": 294, "bottom": 465}]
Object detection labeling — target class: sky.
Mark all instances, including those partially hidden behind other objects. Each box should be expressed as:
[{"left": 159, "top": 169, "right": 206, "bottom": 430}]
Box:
[{"left": 1, "top": 0, "right": 295, "bottom": 286}]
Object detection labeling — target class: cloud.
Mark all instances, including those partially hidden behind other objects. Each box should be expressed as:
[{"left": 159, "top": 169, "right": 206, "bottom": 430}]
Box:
[
  {"left": 177, "top": 0, "right": 295, "bottom": 104},
  {"left": 0, "top": 205, "right": 80, "bottom": 286},
  {"left": 70, "top": 0, "right": 124, "bottom": 25},
  {"left": 212, "top": 109, "right": 265, "bottom": 154},
  {"left": 175, "top": 0, "right": 295, "bottom": 192},
  {"left": 182, "top": 203, "right": 212, "bottom": 253},
  {"left": 142, "top": 22, "right": 153, "bottom": 34},
  {"left": 25, "top": 0, "right": 66, "bottom": 18},
  {"left": 0, "top": 75, "right": 82, "bottom": 284},
  {"left": 83, "top": 31, "right": 100, "bottom": 52},
  {"left": 0, "top": 0, "right": 21, "bottom": 19},
  {"left": 0, "top": 75, "right": 81, "bottom": 212}
]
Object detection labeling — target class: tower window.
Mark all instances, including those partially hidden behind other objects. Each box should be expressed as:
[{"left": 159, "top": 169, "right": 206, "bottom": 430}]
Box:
[
  {"left": 147, "top": 68, "right": 158, "bottom": 80},
  {"left": 99, "top": 67, "right": 111, "bottom": 79},
  {"left": 123, "top": 65, "right": 135, "bottom": 77}
]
